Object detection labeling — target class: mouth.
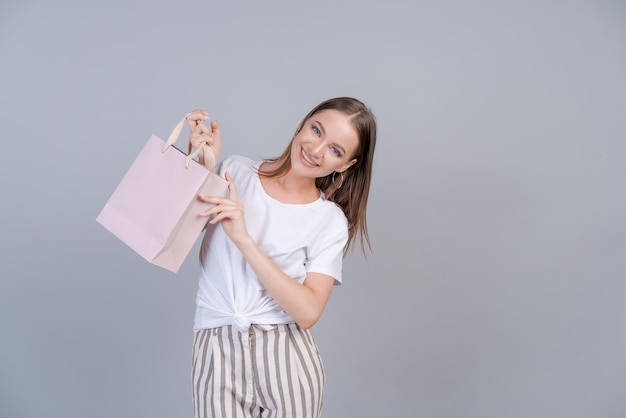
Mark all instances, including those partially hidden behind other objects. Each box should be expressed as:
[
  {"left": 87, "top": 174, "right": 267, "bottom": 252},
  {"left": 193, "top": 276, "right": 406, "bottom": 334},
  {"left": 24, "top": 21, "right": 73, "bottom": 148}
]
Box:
[{"left": 301, "top": 148, "right": 319, "bottom": 166}]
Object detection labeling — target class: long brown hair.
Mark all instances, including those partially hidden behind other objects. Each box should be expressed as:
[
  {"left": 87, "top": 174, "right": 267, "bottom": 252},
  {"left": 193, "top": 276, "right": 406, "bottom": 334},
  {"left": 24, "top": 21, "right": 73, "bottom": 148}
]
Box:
[{"left": 260, "top": 97, "right": 377, "bottom": 255}]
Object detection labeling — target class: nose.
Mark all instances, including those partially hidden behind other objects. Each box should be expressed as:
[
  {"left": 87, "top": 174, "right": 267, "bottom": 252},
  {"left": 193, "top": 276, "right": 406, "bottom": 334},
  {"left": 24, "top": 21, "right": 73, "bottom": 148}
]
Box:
[{"left": 309, "top": 139, "right": 325, "bottom": 157}]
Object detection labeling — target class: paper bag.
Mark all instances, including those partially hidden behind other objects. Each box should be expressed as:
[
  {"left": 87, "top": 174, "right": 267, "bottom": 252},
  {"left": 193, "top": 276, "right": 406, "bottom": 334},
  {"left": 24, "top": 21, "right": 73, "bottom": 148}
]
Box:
[{"left": 96, "top": 115, "right": 227, "bottom": 272}]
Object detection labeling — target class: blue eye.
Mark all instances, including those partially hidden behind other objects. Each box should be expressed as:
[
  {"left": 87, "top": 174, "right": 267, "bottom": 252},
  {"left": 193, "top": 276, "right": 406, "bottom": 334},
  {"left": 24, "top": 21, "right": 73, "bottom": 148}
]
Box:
[
  {"left": 312, "top": 126, "right": 321, "bottom": 137},
  {"left": 331, "top": 147, "right": 342, "bottom": 157}
]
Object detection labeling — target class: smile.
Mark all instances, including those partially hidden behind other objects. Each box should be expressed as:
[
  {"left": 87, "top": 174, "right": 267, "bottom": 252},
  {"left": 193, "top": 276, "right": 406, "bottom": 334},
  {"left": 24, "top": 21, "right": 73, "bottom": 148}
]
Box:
[{"left": 301, "top": 148, "right": 318, "bottom": 166}]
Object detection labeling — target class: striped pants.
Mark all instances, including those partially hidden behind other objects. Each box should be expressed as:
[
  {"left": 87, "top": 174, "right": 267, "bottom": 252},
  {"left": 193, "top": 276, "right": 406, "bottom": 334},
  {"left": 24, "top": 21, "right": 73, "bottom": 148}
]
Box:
[{"left": 191, "top": 323, "right": 325, "bottom": 418}]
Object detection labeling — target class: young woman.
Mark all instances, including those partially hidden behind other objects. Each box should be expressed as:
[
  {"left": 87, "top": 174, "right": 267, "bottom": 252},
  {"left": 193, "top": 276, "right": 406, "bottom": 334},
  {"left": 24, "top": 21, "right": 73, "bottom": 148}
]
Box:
[{"left": 186, "top": 97, "right": 377, "bottom": 418}]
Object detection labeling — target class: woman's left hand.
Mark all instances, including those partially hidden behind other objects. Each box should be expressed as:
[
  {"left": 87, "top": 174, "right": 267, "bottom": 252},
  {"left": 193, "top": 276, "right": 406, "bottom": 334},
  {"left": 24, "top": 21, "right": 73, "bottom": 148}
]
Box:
[{"left": 198, "top": 172, "right": 251, "bottom": 246}]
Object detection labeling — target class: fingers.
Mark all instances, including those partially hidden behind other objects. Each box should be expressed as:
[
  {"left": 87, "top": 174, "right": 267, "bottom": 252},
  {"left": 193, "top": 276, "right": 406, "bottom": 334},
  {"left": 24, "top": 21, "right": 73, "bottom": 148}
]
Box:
[
  {"left": 208, "top": 208, "right": 242, "bottom": 224},
  {"left": 188, "top": 113, "right": 222, "bottom": 150},
  {"left": 197, "top": 172, "right": 237, "bottom": 202},
  {"left": 196, "top": 177, "right": 249, "bottom": 242},
  {"left": 197, "top": 173, "right": 239, "bottom": 218},
  {"left": 186, "top": 109, "right": 209, "bottom": 129},
  {"left": 189, "top": 121, "right": 216, "bottom": 149},
  {"left": 197, "top": 195, "right": 242, "bottom": 220},
  {"left": 197, "top": 195, "right": 228, "bottom": 205},
  {"left": 225, "top": 171, "right": 238, "bottom": 202},
  {"left": 187, "top": 109, "right": 210, "bottom": 150},
  {"left": 209, "top": 120, "right": 221, "bottom": 135},
  {"left": 197, "top": 199, "right": 222, "bottom": 218}
]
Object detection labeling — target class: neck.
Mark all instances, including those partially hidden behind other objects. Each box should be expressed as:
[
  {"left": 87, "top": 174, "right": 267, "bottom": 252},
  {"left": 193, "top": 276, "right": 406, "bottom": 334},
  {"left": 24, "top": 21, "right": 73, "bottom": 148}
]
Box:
[{"left": 260, "top": 162, "right": 320, "bottom": 204}]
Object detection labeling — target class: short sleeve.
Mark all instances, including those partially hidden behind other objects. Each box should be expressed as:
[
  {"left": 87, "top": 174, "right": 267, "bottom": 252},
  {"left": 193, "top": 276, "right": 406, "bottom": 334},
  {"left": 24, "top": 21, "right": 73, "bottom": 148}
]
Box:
[{"left": 305, "top": 210, "right": 349, "bottom": 285}]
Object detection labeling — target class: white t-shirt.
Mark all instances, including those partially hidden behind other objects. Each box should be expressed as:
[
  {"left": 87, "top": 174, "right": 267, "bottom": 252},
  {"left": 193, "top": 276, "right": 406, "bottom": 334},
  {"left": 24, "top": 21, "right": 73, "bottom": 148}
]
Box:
[{"left": 193, "top": 155, "right": 348, "bottom": 332}]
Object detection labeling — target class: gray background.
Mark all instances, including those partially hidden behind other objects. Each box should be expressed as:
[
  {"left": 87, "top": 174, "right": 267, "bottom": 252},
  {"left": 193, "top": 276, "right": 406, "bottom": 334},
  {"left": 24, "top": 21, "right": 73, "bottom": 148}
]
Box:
[{"left": 1, "top": 1, "right": 625, "bottom": 417}]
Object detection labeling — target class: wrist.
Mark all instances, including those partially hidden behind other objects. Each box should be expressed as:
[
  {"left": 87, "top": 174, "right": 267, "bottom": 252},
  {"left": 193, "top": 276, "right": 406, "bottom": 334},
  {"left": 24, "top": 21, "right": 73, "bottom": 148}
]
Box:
[{"left": 235, "top": 234, "right": 258, "bottom": 256}]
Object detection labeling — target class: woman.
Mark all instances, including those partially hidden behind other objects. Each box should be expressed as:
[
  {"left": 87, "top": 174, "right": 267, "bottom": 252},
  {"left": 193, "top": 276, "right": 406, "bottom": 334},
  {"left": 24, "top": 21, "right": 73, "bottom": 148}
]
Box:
[{"left": 187, "top": 97, "right": 377, "bottom": 418}]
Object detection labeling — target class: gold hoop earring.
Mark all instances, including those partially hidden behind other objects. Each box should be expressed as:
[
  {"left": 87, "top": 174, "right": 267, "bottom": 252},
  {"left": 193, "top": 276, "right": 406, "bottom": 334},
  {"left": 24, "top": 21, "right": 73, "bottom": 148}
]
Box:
[{"left": 332, "top": 171, "right": 344, "bottom": 189}]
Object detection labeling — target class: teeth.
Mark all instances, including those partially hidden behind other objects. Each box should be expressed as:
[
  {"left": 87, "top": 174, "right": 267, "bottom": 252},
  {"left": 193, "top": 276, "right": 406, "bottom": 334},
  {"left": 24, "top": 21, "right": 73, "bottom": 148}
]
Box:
[{"left": 302, "top": 149, "right": 317, "bottom": 166}]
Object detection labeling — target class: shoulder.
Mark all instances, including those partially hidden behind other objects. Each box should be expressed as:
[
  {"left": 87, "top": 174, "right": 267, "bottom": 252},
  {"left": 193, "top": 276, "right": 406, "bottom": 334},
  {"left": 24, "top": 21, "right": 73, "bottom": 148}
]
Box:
[
  {"left": 314, "top": 199, "right": 349, "bottom": 235},
  {"left": 319, "top": 195, "right": 348, "bottom": 225},
  {"left": 220, "top": 155, "right": 257, "bottom": 169},
  {"left": 217, "top": 155, "right": 259, "bottom": 177}
]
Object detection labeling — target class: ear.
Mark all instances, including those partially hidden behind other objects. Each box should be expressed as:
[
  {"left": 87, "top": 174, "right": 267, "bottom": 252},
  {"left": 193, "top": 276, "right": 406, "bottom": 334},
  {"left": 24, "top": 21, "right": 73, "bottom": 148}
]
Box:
[{"left": 337, "top": 158, "right": 357, "bottom": 173}]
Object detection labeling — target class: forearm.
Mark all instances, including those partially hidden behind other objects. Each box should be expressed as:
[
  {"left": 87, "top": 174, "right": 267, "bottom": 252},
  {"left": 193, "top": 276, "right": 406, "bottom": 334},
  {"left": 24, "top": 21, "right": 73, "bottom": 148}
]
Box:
[{"left": 236, "top": 236, "right": 332, "bottom": 329}]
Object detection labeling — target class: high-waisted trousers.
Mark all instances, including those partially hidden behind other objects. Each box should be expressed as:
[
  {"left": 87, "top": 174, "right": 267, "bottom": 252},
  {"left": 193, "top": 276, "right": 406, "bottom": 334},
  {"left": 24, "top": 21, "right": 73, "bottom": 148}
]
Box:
[{"left": 192, "top": 323, "right": 325, "bottom": 418}]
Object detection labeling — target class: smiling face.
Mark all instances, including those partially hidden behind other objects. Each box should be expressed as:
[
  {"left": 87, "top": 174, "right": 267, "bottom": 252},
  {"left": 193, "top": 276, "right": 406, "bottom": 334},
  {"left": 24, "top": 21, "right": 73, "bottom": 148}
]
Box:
[{"left": 289, "top": 109, "right": 359, "bottom": 179}]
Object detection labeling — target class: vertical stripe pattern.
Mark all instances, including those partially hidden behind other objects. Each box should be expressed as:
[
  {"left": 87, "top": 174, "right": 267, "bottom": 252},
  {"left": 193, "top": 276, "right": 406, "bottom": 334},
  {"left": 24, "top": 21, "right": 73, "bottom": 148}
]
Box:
[{"left": 192, "top": 324, "right": 325, "bottom": 418}]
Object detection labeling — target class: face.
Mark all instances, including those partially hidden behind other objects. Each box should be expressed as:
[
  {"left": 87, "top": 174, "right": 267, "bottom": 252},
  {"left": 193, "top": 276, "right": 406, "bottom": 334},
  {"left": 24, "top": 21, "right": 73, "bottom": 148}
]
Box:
[{"left": 290, "top": 109, "right": 359, "bottom": 179}]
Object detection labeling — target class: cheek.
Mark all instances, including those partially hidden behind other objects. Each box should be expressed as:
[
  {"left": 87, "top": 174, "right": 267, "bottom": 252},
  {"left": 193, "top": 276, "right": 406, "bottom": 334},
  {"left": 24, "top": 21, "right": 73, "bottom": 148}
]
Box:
[{"left": 291, "top": 139, "right": 302, "bottom": 152}]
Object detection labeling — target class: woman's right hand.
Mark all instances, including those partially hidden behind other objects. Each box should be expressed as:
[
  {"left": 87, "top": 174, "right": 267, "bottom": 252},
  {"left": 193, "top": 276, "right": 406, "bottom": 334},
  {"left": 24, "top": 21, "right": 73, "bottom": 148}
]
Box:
[{"left": 186, "top": 109, "right": 222, "bottom": 169}]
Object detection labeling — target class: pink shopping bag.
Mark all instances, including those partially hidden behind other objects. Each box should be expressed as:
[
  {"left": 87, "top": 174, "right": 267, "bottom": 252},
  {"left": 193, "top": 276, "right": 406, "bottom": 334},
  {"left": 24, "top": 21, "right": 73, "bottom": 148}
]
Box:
[{"left": 96, "top": 115, "right": 228, "bottom": 273}]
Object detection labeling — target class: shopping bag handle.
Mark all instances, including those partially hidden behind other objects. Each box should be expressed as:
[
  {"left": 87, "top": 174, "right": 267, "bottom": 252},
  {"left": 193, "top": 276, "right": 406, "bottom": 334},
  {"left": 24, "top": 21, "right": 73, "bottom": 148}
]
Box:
[{"left": 161, "top": 113, "right": 217, "bottom": 170}]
